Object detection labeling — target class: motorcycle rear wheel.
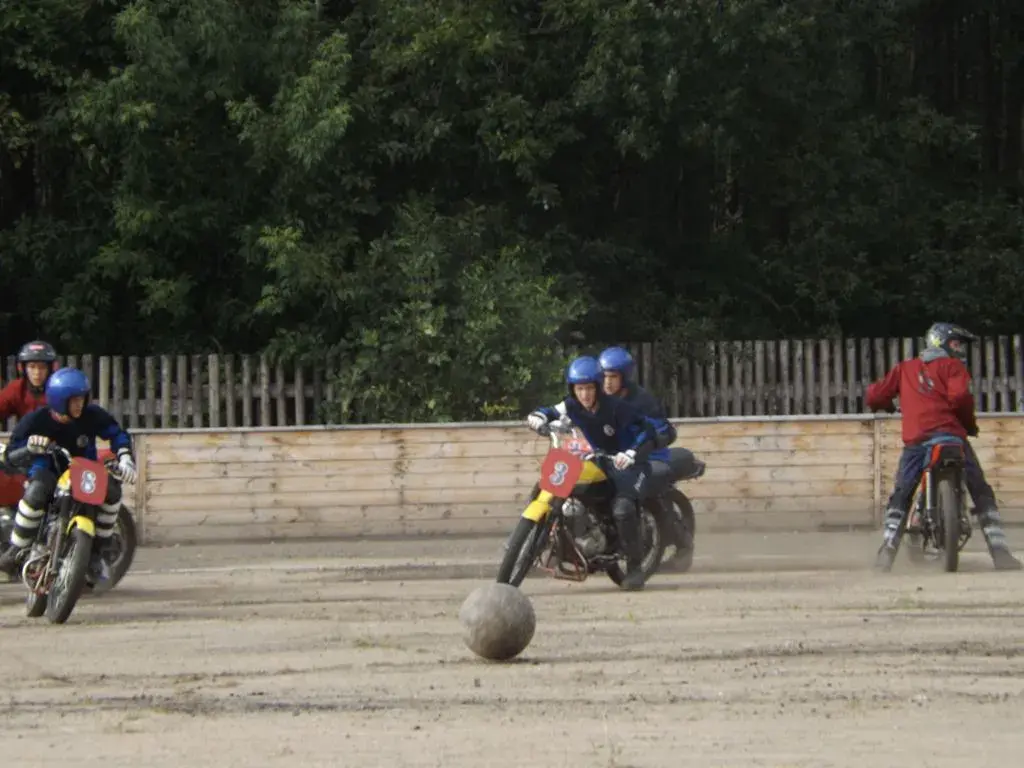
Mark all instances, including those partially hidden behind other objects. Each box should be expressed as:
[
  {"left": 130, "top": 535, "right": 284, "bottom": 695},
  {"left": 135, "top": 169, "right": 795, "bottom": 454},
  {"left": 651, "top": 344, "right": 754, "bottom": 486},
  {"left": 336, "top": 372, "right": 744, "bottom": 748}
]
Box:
[
  {"left": 86, "top": 505, "right": 138, "bottom": 594},
  {"left": 606, "top": 505, "right": 668, "bottom": 586},
  {"left": 938, "top": 476, "right": 961, "bottom": 573},
  {"left": 660, "top": 489, "right": 696, "bottom": 573}
]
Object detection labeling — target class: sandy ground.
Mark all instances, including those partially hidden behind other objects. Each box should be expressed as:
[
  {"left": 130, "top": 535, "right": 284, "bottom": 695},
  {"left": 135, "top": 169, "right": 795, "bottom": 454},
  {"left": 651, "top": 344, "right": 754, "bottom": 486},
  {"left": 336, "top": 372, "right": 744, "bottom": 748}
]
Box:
[{"left": 2, "top": 530, "right": 1024, "bottom": 768}]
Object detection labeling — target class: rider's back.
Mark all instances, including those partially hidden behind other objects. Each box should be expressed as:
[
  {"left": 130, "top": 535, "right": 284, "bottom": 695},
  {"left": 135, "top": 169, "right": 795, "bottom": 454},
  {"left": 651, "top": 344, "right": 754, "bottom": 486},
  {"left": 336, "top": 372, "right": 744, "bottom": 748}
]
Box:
[{"left": 866, "top": 351, "right": 976, "bottom": 446}]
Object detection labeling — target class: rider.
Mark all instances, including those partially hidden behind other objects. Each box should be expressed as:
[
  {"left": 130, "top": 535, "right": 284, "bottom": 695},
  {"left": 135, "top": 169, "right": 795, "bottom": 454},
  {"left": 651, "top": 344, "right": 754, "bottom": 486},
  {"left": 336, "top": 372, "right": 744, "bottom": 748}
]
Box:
[
  {"left": 598, "top": 346, "right": 704, "bottom": 567},
  {"left": 526, "top": 355, "right": 658, "bottom": 590},
  {"left": 868, "top": 322, "right": 1022, "bottom": 572},
  {"left": 0, "top": 341, "right": 59, "bottom": 509},
  {"left": 0, "top": 367, "right": 138, "bottom": 583}
]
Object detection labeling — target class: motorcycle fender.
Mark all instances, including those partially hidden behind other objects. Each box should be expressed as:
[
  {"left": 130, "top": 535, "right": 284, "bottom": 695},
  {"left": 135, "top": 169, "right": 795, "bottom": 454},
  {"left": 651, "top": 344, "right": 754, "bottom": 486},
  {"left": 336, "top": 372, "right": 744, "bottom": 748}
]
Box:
[
  {"left": 523, "top": 489, "right": 555, "bottom": 523},
  {"left": 67, "top": 515, "right": 96, "bottom": 537},
  {"left": 57, "top": 470, "right": 72, "bottom": 492},
  {"left": 579, "top": 461, "right": 607, "bottom": 484}
]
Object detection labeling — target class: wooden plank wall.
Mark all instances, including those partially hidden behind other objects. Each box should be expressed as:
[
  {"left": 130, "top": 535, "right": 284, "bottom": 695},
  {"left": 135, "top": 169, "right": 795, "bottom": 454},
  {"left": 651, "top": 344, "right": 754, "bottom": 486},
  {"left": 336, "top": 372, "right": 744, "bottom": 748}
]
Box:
[
  {"left": 136, "top": 418, "right": 882, "bottom": 544},
  {"left": 4, "top": 415, "right": 1022, "bottom": 545}
]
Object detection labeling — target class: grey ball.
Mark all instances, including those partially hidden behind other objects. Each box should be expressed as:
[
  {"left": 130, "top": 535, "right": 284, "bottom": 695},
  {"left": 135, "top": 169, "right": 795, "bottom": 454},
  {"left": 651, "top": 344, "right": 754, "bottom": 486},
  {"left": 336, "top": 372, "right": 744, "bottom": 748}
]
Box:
[{"left": 459, "top": 582, "right": 536, "bottom": 661}]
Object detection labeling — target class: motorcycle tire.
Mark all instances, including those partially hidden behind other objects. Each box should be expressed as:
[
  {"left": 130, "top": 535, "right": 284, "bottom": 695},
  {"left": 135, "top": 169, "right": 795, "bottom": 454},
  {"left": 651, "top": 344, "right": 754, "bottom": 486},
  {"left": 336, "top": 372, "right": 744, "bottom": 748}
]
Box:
[
  {"left": 606, "top": 504, "right": 668, "bottom": 587},
  {"left": 87, "top": 505, "right": 138, "bottom": 594},
  {"left": 25, "top": 588, "right": 48, "bottom": 618},
  {"left": 661, "top": 488, "right": 696, "bottom": 573},
  {"left": 938, "top": 475, "right": 960, "bottom": 573},
  {"left": 497, "top": 518, "right": 545, "bottom": 587},
  {"left": 45, "top": 528, "right": 93, "bottom": 625}
]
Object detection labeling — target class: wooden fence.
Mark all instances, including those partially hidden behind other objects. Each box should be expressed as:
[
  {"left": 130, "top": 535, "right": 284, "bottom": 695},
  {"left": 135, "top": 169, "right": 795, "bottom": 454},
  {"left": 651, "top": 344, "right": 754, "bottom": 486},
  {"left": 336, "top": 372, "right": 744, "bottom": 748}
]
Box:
[
  {"left": 3, "top": 335, "right": 1023, "bottom": 428},
  {"left": 4, "top": 414, "right": 1024, "bottom": 545}
]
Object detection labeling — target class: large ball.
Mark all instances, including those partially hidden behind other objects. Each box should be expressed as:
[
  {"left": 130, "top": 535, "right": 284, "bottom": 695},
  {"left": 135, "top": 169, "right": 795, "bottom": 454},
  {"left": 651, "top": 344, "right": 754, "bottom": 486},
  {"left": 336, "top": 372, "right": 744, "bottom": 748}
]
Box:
[{"left": 459, "top": 582, "right": 536, "bottom": 661}]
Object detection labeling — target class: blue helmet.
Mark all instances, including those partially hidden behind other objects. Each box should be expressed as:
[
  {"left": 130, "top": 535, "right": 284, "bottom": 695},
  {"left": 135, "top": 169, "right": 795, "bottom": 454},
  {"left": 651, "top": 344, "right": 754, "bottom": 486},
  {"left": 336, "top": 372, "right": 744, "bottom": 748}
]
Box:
[
  {"left": 565, "top": 356, "right": 602, "bottom": 401},
  {"left": 599, "top": 346, "right": 635, "bottom": 381},
  {"left": 45, "top": 367, "right": 91, "bottom": 416}
]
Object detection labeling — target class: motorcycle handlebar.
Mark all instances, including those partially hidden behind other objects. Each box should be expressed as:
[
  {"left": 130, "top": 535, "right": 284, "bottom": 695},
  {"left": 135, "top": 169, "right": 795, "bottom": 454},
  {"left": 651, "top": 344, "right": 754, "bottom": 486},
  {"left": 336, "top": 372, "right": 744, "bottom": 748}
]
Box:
[{"left": 45, "top": 443, "right": 126, "bottom": 481}]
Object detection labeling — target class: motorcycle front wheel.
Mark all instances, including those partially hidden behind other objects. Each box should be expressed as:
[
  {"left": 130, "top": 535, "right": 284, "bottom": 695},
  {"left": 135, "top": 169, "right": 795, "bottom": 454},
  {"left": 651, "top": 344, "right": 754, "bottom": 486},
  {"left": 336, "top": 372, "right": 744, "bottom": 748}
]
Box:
[{"left": 496, "top": 518, "right": 546, "bottom": 587}]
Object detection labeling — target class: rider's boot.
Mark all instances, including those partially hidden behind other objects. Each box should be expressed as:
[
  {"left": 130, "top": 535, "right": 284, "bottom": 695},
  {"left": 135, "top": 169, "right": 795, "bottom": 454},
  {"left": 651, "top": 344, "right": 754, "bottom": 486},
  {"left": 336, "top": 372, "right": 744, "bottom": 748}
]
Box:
[
  {"left": 89, "top": 537, "right": 113, "bottom": 583},
  {"left": 613, "top": 499, "right": 647, "bottom": 591},
  {"left": 974, "top": 504, "right": 1023, "bottom": 571},
  {"left": 874, "top": 507, "right": 904, "bottom": 572},
  {"left": 0, "top": 542, "right": 27, "bottom": 581}
]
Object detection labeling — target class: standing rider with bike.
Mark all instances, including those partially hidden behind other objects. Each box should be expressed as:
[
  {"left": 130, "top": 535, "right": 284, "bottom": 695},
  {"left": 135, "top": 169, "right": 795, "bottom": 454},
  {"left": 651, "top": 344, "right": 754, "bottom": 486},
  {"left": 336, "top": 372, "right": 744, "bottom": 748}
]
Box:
[
  {"left": 868, "top": 322, "right": 1022, "bottom": 571},
  {"left": 598, "top": 346, "right": 704, "bottom": 569},
  {"left": 0, "top": 367, "right": 138, "bottom": 583},
  {"left": 526, "top": 356, "right": 658, "bottom": 590}
]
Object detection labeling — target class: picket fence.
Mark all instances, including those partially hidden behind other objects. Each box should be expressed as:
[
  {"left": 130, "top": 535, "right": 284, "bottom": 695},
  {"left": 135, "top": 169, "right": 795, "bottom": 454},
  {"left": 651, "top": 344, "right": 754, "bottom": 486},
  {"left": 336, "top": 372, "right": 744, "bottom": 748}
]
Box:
[{"left": 2, "top": 335, "right": 1022, "bottom": 429}]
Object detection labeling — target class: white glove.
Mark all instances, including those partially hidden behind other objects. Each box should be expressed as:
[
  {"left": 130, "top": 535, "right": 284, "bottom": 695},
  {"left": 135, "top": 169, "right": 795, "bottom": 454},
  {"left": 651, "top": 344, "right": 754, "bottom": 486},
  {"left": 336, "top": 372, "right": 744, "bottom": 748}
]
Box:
[
  {"left": 526, "top": 412, "right": 549, "bottom": 434},
  {"left": 613, "top": 449, "right": 637, "bottom": 470},
  {"left": 27, "top": 435, "right": 51, "bottom": 455},
  {"left": 117, "top": 451, "right": 138, "bottom": 484}
]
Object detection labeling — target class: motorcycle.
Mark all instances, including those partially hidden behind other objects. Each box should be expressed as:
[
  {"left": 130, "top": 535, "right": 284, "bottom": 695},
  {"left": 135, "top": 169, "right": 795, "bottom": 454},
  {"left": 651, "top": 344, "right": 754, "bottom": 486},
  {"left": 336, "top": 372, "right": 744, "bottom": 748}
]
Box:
[
  {"left": 0, "top": 448, "right": 137, "bottom": 593},
  {"left": 496, "top": 419, "right": 675, "bottom": 588},
  {"left": 16, "top": 444, "right": 129, "bottom": 623},
  {"left": 901, "top": 436, "right": 972, "bottom": 572}
]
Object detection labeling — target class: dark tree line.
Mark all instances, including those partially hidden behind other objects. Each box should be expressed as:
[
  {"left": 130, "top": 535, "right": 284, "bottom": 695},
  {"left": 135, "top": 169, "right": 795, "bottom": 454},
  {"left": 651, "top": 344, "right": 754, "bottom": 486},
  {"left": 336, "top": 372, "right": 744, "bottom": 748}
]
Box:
[{"left": 1, "top": 0, "right": 1022, "bottom": 421}]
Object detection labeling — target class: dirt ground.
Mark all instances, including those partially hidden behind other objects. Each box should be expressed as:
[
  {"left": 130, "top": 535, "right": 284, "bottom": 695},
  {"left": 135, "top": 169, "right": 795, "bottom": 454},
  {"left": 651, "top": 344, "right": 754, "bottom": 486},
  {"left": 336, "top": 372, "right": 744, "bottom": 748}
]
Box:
[{"left": 2, "top": 530, "right": 1024, "bottom": 768}]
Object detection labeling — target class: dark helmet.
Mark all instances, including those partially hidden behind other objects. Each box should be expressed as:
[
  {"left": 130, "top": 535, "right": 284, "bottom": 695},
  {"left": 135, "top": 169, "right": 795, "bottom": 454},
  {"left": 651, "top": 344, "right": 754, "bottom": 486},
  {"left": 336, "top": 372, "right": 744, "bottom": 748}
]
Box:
[
  {"left": 924, "top": 322, "right": 976, "bottom": 361},
  {"left": 565, "top": 356, "right": 602, "bottom": 400},
  {"left": 45, "top": 367, "right": 91, "bottom": 417},
  {"left": 598, "top": 346, "right": 636, "bottom": 384},
  {"left": 16, "top": 340, "right": 59, "bottom": 391}
]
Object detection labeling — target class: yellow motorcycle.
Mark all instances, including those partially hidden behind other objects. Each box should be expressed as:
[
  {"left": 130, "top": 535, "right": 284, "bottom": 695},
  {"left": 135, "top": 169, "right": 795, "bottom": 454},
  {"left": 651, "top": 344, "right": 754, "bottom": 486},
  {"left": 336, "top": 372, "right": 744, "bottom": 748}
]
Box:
[
  {"left": 19, "top": 445, "right": 124, "bottom": 624},
  {"left": 496, "top": 419, "right": 670, "bottom": 588}
]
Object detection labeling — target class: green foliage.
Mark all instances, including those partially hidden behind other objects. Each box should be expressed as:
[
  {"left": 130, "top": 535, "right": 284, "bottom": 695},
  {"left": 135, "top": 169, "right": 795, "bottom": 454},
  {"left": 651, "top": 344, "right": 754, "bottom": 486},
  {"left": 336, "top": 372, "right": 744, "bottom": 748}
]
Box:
[{"left": 1, "top": 0, "right": 1023, "bottom": 420}]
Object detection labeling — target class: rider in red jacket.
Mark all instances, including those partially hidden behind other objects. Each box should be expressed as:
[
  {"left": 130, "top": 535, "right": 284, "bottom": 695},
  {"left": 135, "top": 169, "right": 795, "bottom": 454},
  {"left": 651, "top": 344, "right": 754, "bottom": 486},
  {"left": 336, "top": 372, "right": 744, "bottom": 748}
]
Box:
[
  {"left": 0, "top": 341, "right": 58, "bottom": 507},
  {"left": 867, "top": 323, "right": 1021, "bottom": 571}
]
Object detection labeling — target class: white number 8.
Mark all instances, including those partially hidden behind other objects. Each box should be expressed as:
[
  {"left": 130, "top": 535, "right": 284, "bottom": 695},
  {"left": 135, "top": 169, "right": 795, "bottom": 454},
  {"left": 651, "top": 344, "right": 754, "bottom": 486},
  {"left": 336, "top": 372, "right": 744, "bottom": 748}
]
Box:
[{"left": 548, "top": 461, "right": 569, "bottom": 486}]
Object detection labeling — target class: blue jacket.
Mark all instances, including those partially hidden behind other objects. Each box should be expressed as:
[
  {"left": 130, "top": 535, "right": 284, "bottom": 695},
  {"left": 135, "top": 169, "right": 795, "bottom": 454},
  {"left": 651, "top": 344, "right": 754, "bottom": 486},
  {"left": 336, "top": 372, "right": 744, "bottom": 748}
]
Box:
[
  {"left": 620, "top": 384, "right": 676, "bottom": 462},
  {"left": 538, "top": 394, "right": 656, "bottom": 460},
  {"left": 10, "top": 404, "right": 133, "bottom": 478}
]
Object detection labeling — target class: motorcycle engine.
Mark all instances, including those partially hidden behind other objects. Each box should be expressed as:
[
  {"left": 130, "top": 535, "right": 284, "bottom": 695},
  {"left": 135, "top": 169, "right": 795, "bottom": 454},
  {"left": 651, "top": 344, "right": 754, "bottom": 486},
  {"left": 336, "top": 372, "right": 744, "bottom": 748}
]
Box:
[{"left": 562, "top": 499, "right": 607, "bottom": 558}]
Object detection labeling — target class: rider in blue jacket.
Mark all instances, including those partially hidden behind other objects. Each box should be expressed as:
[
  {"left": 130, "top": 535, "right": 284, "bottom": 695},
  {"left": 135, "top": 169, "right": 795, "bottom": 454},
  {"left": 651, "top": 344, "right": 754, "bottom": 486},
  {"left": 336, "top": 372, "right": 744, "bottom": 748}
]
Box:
[
  {"left": 526, "top": 356, "right": 657, "bottom": 590},
  {"left": 599, "top": 346, "right": 705, "bottom": 569},
  {"left": 0, "top": 367, "right": 138, "bottom": 583}
]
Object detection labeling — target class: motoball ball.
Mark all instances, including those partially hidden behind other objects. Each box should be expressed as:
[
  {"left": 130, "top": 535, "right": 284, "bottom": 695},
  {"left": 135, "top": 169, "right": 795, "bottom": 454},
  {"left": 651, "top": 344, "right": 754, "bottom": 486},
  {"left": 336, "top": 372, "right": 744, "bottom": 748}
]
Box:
[{"left": 459, "top": 582, "right": 536, "bottom": 661}]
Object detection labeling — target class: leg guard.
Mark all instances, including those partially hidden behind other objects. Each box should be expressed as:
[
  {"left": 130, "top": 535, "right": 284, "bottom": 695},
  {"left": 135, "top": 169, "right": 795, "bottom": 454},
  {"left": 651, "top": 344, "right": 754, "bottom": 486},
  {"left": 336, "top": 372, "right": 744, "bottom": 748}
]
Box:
[
  {"left": 874, "top": 507, "right": 905, "bottom": 572},
  {"left": 612, "top": 496, "right": 646, "bottom": 590},
  {"left": 96, "top": 478, "right": 123, "bottom": 542},
  {"left": 10, "top": 470, "right": 57, "bottom": 548},
  {"left": 974, "top": 504, "right": 1022, "bottom": 570}
]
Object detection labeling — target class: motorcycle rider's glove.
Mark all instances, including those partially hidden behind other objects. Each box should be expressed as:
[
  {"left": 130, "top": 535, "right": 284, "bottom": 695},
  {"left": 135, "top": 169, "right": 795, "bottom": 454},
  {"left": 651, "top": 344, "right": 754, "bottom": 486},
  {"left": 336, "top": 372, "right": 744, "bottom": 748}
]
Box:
[
  {"left": 613, "top": 449, "right": 636, "bottom": 470},
  {"left": 27, "top": 435, "right": 51, "bottom": 455},
  {"left": 526, "top": 412, "right": 550, "bottom": 436},
  {"left": 117, "top": 448, "right": 138, "bottom": 485}
]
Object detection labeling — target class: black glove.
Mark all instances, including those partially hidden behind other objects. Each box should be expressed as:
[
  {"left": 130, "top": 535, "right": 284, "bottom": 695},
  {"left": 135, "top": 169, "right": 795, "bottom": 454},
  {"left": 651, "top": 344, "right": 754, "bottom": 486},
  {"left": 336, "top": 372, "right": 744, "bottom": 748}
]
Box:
[{"left": 967, "top": 424, "right": 979, "bottom": 438}]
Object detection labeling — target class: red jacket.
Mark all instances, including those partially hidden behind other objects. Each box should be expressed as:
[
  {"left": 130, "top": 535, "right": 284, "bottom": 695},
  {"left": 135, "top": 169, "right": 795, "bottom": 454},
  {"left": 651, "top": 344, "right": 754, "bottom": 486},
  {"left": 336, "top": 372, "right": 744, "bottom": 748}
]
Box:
[
  {"left": 865, "top": 353, "right": 978, "bottom": 445},
  {"left": 0, "top": 379, "right": 46, "bottom": 506},
  {"left": 0, "top": 378, "right": 46, "bottom": 423}
]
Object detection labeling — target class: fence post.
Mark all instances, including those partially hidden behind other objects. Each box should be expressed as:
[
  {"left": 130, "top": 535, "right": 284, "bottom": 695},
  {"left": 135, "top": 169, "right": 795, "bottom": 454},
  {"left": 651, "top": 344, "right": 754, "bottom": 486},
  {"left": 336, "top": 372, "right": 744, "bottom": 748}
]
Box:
[
  {"left": 208, "top": 353, "right": 221, "bottom": 428},
  {"left": 872, "top": 416, "right": 883, "bottom": 527},
  {"left": 134, "top": 433, "right": 148, "bottom": 545}
]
